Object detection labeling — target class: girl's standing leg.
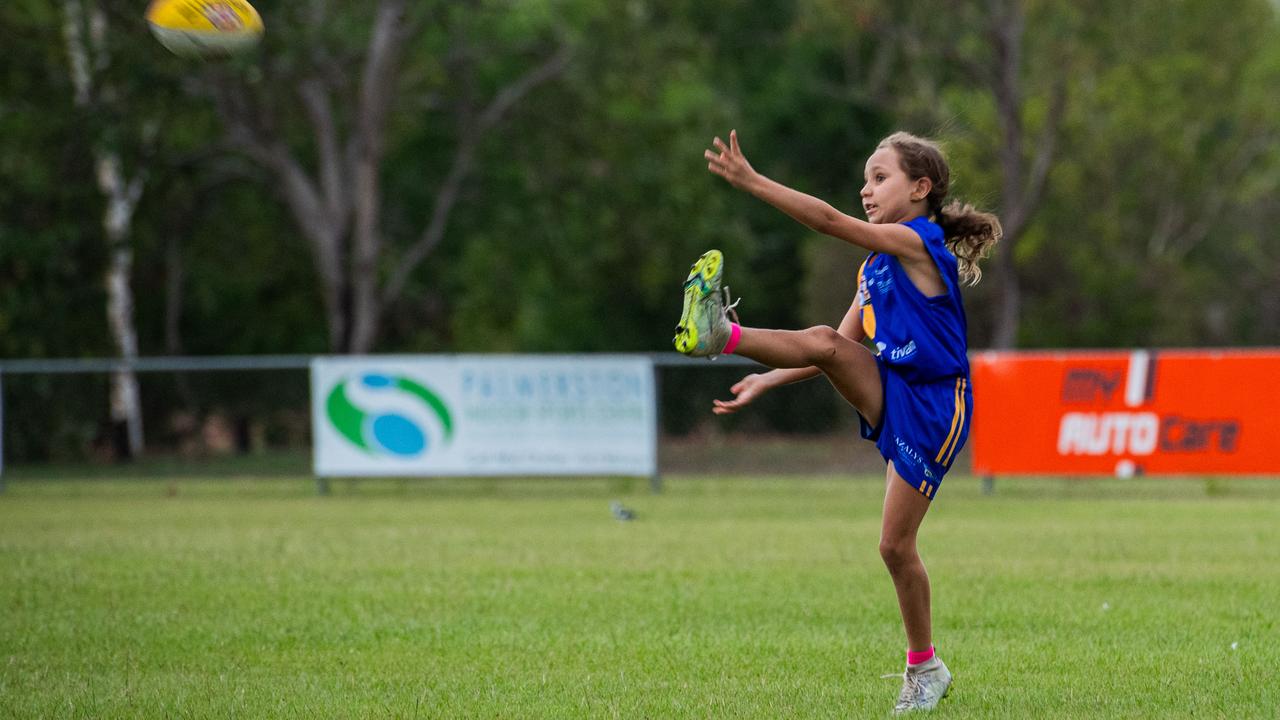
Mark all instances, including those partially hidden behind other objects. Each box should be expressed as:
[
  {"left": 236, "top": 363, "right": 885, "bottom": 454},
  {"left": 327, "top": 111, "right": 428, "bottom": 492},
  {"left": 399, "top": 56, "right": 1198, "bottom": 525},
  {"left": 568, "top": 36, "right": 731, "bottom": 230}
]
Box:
[
  {"left": 879, "top": 460, "right": 933, "bottom": 652},
  {"left": 733, "top": 323, "right": 931, "bottom": 649},
  {"left": 730, "top": 321, "right": 950, "bottom": 710}
]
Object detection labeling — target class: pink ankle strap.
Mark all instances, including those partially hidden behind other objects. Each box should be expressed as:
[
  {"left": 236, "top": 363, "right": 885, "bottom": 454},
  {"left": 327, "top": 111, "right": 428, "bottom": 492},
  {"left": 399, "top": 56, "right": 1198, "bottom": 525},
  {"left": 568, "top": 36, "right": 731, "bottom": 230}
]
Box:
[
  {"left": 722, "top": 323, "right": 742, "bottom": 355},
  {"left": 907, "top": 646, "right": 935, "bottom": 665}
]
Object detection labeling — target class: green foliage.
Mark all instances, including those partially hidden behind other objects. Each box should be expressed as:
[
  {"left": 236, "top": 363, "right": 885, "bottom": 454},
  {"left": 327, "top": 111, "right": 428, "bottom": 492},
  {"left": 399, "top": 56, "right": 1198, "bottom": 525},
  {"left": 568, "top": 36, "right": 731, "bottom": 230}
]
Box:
[
  {"left": 0, "top": 3, "right": 107, "bottom": 358},
  {"left": 1023, "top": 0, "right": 1280, "bottom": 347},
  {"left": 444, "top": 15, "right": 742, "bottom": 352},
  {"left": 1, "top": 0, "right": 1278, "bottom": 456}
]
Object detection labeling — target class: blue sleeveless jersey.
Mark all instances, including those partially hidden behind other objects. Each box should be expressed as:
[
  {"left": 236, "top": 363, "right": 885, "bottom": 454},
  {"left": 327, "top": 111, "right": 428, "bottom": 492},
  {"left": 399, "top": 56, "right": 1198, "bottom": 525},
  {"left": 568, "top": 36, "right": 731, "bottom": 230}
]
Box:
[
  {"left": 855, "top": 217, "right": 969, "bottom": 382},
  {"left": 853, "top": 216, "right": 973, "bottom": 499}
]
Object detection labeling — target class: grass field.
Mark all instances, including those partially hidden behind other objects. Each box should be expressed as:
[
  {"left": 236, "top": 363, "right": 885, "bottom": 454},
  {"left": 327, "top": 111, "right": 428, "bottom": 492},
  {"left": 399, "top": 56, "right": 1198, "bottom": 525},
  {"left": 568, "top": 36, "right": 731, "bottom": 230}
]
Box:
[{"left": 1, "top": 474, "right": 1278, "bottom": 718}]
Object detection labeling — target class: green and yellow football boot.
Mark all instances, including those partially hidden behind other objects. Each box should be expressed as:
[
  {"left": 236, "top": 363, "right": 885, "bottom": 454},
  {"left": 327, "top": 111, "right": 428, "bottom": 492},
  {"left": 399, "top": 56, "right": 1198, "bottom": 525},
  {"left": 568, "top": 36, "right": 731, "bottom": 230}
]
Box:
[{"left": 673, "top": 250, "right": 738, "bottom": 357}]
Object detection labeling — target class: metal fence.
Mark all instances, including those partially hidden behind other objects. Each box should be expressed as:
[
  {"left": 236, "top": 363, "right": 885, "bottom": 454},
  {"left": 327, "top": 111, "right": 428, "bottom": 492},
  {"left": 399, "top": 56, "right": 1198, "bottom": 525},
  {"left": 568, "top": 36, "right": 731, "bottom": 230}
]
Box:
[{"left": 0, "top": 354, "right": 879, "bottom": 490}]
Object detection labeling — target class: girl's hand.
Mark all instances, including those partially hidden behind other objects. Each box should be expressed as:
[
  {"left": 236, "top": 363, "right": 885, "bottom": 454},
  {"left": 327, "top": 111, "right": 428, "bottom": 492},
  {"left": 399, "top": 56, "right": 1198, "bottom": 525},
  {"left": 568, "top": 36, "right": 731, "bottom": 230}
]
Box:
[
  {"left": 712, "top": 372, "right": 771, "bottom": 415},
  {"left": 705, "top": 130, "right": 757, "bottom": 190}
]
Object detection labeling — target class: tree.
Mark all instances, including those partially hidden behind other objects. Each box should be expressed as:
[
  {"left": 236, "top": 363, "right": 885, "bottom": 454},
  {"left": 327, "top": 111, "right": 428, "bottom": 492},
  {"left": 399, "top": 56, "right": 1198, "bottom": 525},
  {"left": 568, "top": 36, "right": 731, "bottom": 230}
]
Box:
[
  {"left": 59, "top": 0, "right": 149, "bottom": 457},
  {"left": 207, "top": 0, "right": 571, "bottom": 353},
  {"left": 979, "top": 0, "right": 1069, "bottom": 348},
  {"left": 1022, "top": 0, "right": 1280, "bottom": 347},
  {"left": 897, "top": 0, "right": 1074, "bottom": 348},
  {"left": 757, "top": 0, "right": 1073, "bottom": 348}
]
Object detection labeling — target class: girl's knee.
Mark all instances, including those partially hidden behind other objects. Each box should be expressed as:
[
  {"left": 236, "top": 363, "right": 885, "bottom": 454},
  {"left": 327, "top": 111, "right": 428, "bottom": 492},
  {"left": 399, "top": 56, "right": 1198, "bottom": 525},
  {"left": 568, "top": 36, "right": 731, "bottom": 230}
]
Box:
[
  {"left": 879, "top": 537, "right": 917, "bottom": 571},
  {"left": 801, "top": 325, "right": 843, "bottom": 364}
]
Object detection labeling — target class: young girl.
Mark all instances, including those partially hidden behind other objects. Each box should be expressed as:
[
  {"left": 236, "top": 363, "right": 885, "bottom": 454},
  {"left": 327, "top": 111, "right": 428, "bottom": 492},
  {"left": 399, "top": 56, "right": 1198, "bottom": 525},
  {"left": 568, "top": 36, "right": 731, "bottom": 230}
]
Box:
[{"left": 675, "top": 130, "right": 1000, "bottom": 714}]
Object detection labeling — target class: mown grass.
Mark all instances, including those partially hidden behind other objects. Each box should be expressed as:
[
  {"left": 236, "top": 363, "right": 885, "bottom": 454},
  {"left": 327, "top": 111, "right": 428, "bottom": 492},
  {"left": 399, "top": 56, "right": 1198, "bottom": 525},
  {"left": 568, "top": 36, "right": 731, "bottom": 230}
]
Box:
[{"left": 1, "top": 475, "right": 1277, "bottom": 718}]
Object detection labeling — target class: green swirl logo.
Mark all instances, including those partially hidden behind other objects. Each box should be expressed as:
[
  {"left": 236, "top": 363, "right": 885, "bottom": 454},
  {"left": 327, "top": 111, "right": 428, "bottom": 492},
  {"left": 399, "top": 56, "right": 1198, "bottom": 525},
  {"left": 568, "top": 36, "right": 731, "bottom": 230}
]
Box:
[{"left": 326, "top": 373, "right": 454, "bottom": 457}]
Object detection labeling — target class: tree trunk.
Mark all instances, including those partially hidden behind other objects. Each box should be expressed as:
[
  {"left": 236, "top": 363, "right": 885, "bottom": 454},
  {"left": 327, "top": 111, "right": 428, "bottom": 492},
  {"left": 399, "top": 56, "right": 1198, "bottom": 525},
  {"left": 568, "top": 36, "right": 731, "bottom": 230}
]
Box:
[
  {"left": 347, "top": 0, "right": 409, "bottom": 354},
  {"left": 101, "top": 155, "right": 145, "bottom": 457},
  {"left": 989, "top": 0, "right": 1025, "bottom": 350},
  {"left": 62, "top": 0, "right": 146, "bottom": 458},
  {"left": 984, "top": 0, "right": 1065, "bottom": 349},
  {"left": 991, "top": 248, "right": 1022, "bottom": 349}
]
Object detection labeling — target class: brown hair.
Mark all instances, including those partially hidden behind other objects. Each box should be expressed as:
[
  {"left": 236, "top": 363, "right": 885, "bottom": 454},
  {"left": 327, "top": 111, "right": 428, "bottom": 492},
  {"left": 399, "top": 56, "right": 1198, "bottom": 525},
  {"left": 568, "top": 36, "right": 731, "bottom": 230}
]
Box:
[{"left": 877, "top": 132, "right": 1002, "bottom": 286}]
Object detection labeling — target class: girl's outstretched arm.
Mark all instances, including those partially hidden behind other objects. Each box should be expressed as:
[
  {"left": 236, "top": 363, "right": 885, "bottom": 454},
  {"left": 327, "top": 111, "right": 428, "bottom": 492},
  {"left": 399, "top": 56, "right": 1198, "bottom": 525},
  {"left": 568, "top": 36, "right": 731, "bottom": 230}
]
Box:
[{"left": 705, "top": 130, "right": 927, "bottom": 262}]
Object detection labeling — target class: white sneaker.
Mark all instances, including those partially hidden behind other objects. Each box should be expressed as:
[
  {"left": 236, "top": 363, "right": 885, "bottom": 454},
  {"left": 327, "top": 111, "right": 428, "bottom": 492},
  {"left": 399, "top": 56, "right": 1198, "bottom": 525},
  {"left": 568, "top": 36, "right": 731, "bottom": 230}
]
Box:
[{"left": 891, "top": 657, "right": 952, "bottom": 714}]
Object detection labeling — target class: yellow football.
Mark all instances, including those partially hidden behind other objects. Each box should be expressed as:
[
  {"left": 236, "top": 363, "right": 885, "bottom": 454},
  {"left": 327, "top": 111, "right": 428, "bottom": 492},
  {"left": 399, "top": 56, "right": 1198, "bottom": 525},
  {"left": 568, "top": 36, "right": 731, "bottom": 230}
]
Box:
[{"left": 145, "top": 0, "right": 264, "bottom": 59}]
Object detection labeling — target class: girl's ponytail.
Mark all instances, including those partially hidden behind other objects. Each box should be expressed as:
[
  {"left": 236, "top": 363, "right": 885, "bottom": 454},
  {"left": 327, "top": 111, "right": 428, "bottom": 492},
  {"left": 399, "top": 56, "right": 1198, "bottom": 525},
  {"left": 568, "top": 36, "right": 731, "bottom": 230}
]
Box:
[{"left": 931, "top": 198, "right": 1002, "bottom": 287}]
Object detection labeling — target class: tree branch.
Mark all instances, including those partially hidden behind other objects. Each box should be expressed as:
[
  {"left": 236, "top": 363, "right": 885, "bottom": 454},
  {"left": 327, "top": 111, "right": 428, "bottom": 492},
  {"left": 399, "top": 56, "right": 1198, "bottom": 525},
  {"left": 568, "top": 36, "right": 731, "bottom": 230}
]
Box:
[
  {"left": 212, "top": 79, "right": 338, "bottom": 285},
  {"left": 382, "top": 43, "right": 573, "bottom": 306},
  {"left": 61, "top": 0, "right": 93, "bottom": 107},
  {"left": 475, "top": 44, "right": 573, "bottom": 133},
  {"left": 1017, "top": 74, "right": 1067, "bottom": 234},
  {"left": 354, "top": 0, "right": 411, "bottom": 160},
  {"left": 1161, "top": 133, "right": 1276, "bottom": 263},
  {"left": 382, "top": 132, "right": 477, "bottom": 307},
  {"left": 297, "top": 77, "right": 348, "bottom": 227}
]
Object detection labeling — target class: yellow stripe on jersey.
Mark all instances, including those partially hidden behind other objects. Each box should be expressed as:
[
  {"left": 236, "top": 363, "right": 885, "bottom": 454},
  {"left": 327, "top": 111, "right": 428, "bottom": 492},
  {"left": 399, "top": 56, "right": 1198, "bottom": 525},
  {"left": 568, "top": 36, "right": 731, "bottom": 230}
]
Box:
[{"left": 857, "top": 259, "right": 876, "bottom": 339}]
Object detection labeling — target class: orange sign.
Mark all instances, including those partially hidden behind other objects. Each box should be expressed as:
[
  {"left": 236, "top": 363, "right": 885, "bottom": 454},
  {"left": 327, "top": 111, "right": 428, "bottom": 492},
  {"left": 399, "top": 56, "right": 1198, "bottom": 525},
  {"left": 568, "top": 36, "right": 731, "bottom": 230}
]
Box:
[{"left": 970, "top": 350, "right": 1280, "bottom": 476}]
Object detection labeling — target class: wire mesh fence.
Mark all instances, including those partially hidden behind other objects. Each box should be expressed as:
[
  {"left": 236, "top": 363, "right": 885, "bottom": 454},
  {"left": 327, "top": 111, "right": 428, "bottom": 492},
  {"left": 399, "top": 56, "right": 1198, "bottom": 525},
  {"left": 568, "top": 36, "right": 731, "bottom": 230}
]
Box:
[{"left": 0, "top": 355, "right": 897, "bottom": 484}]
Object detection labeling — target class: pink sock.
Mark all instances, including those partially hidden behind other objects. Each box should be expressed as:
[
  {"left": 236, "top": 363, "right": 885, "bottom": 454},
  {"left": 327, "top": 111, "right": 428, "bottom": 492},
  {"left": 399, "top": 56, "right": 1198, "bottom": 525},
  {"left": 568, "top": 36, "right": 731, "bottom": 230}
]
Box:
[
  {"left": 907, "top": 646, "right": 935, "bottom": 666},
  {"left": 722, "top": 323, "right": 742, "bottom": 354}
]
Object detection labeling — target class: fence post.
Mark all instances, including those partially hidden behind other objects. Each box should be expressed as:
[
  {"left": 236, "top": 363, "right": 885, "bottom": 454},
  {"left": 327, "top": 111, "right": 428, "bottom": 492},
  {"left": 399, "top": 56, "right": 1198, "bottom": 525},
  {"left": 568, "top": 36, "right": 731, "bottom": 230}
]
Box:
[
  {"left": 0, "top": 371, "right": 5, "bottom": 494},
  {"left": 981, "top": 475, "right": 995, "bottom": 495},
  {"left": 649, "top": 361, "right": 662, "bottom": 494}
]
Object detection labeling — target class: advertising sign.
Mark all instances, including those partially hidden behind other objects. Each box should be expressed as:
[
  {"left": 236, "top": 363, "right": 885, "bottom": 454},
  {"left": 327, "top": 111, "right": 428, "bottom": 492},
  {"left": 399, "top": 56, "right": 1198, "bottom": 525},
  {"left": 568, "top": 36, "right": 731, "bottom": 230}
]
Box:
[
  {"left": 312, "top": 356, "right": 656, "bottom": 477},
  {"left": 971, "top": 350, "right": 1280, "bottom": 476}
]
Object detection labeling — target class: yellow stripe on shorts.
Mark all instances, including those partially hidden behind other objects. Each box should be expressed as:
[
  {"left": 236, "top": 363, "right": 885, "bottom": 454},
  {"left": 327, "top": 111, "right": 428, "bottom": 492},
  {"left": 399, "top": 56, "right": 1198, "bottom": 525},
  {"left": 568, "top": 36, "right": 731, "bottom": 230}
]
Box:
[
  {"left": 941, "top": 379, "right": 967, "bottom": 467},
  {"left": 935, "top": 378, "right": 964, "bottom": 464}
]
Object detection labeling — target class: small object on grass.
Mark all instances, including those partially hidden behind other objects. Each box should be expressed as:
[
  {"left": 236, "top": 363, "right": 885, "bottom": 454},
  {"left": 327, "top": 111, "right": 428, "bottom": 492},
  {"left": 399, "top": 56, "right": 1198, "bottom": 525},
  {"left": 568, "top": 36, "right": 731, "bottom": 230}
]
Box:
[{"left": 610, "top": 501, "right": 636, "bottom": 521}]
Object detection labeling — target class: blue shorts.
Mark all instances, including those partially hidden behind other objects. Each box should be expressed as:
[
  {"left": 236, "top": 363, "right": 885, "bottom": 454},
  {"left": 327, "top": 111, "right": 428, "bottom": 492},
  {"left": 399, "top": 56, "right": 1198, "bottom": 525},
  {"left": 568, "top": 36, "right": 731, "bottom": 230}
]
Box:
[{"left": 858, "top": 358, "right": 972, "bottom": 500}]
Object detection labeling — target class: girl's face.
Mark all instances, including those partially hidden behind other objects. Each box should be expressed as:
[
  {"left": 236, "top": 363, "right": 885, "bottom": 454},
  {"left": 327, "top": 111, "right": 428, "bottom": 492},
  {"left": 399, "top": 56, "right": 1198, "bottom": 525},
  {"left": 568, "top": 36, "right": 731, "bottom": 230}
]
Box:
[{"left": 860, "top": 146, "right": 929, "bottom": 224}]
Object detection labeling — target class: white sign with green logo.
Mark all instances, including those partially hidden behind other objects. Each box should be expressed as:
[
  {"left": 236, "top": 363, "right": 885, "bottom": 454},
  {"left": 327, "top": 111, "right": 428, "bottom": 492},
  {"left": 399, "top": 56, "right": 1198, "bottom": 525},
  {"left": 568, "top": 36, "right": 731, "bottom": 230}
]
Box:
[{"left": 311, "top": 356, "right": 656, "bottom": 477}]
